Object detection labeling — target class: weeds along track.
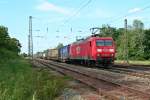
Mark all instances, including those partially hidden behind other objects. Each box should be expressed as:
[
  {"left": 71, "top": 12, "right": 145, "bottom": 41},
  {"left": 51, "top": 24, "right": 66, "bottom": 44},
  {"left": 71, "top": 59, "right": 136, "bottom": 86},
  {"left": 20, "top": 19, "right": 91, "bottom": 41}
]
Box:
[{"left": 35, "top": 59, "right": 150, "bottom": 100}]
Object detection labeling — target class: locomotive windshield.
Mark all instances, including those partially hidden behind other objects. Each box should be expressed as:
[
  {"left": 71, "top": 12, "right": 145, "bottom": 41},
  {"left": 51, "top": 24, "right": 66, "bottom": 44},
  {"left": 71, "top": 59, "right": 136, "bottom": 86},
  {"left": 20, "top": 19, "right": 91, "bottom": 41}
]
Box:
[{"left": 96, "top": 40, "right": 112, "bottom": 46}]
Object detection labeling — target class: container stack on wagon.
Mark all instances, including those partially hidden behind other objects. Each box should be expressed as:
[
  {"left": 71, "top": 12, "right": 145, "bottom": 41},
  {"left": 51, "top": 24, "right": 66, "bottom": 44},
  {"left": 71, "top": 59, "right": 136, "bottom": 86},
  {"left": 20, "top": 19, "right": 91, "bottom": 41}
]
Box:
[
  {"left": 47, "top": 49, "right": 59, "bottom": 61},
  {"left": 35, "top": 52, "right": 44, "bottom": 59},
  {"left": 59, "top": 45, "right": 70, "bottom": 63}
]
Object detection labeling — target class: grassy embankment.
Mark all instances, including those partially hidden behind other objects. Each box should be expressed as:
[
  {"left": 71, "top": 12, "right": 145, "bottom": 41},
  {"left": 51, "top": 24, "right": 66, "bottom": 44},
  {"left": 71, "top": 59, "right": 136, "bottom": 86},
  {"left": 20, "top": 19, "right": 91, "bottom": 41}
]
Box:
[
  {"left": 115, "top": 60, "right": 150, "bottom": 65},
  {"left": 0, "top": 49, "right": 69, "bottom": 100}
]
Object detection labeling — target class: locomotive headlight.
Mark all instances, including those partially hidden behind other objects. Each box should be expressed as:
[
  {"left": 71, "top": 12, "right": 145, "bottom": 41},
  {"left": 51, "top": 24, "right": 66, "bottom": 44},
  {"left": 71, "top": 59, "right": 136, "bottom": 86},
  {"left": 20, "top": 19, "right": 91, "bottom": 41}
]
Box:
[
  {"left": 109, "top": 49, "right": 114, "bottom": 52},
  {"left": 97, "top": 49, "right": 102, "bottom": 52},
  {"left": 97, "top": 54, "right": 100, "bottom": 56}
]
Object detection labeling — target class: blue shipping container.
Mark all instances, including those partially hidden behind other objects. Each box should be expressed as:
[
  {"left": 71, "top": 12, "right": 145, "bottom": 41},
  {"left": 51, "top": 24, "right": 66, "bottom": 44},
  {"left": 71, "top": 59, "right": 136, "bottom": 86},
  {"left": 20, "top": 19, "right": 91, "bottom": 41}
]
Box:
[{"left": 59, "top": 45, "right": 70, "bottom": 62}]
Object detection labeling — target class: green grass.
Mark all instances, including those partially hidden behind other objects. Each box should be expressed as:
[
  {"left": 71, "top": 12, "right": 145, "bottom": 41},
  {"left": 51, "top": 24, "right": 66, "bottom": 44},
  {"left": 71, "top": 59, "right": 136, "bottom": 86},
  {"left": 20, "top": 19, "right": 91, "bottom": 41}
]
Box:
[
  {"left": 0, "top": 58, "right": 69, "bottom": 100},
  {"left": 115, "top": 60, "right": 150, "bottom": 65}
]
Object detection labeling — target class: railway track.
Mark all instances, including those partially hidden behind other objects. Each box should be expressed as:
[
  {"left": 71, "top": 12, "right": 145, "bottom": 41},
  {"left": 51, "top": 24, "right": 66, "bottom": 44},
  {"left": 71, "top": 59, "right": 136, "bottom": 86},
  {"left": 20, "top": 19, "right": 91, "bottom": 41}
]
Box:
[
  {"left": 34, "top": 59, "right": 150, "bottom": 100},
  {"left": 101, "top": 66, "right": 150, "bottom": 79},
  {"left": 68, "top": 63, "right": 150, "bottom": 79},
  {"left": 66, "top": 62, "right": 150, "bottom": 79},
  {"left": 114, "top": 64, "right": 150, "bottom": 71}
]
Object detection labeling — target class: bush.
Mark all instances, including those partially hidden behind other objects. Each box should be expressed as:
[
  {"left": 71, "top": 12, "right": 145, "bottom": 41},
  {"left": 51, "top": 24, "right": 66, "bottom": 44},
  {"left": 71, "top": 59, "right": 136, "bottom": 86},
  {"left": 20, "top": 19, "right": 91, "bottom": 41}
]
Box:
[{"left": 0, "top": 48, "right": 18, "bottom": 61}]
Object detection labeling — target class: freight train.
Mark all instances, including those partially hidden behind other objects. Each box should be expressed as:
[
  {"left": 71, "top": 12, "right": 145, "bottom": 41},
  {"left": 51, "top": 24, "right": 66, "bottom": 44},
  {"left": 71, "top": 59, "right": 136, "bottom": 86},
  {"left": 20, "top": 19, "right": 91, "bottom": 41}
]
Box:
[{"left": 36, "top": 35, "right": 116, "bottom": 66}]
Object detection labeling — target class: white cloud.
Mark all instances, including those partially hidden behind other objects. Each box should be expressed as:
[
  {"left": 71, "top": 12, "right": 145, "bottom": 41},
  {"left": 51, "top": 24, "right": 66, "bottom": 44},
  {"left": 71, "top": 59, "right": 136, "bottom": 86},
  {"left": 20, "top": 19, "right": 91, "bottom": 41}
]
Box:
[
  {"left": 36, "top": 1, "right": 70, "bottom": 15},
  {"left": 128, "top": 8, "right": 141, "bottom": 13}
]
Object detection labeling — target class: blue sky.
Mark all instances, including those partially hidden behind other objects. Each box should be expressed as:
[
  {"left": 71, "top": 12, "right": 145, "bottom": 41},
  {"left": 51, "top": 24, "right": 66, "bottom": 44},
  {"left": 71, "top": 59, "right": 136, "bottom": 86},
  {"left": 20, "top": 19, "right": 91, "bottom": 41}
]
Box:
[{"left": 0, "top": 0, "right": 150, "bottom": 53}]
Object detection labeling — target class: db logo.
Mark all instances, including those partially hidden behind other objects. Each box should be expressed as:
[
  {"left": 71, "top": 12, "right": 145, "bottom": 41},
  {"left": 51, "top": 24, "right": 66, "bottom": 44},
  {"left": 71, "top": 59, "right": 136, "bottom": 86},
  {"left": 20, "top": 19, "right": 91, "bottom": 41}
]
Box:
[{"left": 76, "top": 46, "right": 80, "bottom": 54}]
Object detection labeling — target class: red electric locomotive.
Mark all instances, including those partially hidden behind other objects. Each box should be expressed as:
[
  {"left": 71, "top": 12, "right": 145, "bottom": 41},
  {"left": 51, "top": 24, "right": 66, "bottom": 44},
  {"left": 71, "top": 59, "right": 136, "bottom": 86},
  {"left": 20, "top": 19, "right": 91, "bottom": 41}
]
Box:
[{"left": 69, "top": 35, "right": 116, "bottom": 66}]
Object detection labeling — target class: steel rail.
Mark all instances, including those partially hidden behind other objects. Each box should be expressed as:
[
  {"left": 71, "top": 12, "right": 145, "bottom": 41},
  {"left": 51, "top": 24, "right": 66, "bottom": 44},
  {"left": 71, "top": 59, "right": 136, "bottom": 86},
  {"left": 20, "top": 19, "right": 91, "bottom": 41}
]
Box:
[{"left": 35, "top": 59, "right": 150, "bottom": 100}]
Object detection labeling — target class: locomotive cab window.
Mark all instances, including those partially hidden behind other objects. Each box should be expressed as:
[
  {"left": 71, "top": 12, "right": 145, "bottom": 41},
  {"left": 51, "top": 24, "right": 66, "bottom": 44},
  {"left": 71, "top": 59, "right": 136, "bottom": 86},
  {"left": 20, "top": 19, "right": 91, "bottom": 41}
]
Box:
[
  {"left": 105, "top": 40, "right": 112, "bottom": 46},
  {"left": 96, "top": 40, "right": 104, "bottom": 46},
  {"left": 96, "top": 40, "right": 112, "bottom": 46}
]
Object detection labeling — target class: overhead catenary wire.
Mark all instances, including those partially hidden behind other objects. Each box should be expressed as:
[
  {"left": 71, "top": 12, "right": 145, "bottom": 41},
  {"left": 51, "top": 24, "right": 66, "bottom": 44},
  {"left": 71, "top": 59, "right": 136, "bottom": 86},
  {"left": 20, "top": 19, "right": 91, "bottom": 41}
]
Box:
[
  {"left": 55, "top": 0, "right": 92, "bottom": 28},
  {"left": 62, "top": 0, "right": 92, "bottom": 25},
  {"left": 28, "top": 1, "right": 93, "bottom": 53},
  {"left": 106, "top": 3, "right": 150, "bottom": 25},
  {"left": 58, "top": 1, "right": 150, "bottom": 36},
  {"left": 33, "top": 1, "right": 150, "bottom": 40},
  {"left": 56, "top": 0, "right": 93, "bottom": 37}
]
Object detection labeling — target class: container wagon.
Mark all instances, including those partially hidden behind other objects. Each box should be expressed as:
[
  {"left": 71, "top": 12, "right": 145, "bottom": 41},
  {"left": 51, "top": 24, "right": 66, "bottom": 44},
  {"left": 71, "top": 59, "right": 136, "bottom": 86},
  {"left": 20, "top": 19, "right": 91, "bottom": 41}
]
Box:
[
  {"left": 47, "top": 49, "right": 59, "bottom": 61},
  {"left": 59, "top": 45, "right": 70, "bottom": 63}
]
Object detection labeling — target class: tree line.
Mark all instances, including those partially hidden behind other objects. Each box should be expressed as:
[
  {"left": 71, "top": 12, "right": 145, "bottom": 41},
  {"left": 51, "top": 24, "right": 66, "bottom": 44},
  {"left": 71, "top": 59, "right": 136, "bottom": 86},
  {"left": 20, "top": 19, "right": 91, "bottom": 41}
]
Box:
[
  {"left": 99, "top": 19, "right": 150, "bottom": 60},
  {"left": 0, "top": 26, "right": 21, "bottom": 59}
]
